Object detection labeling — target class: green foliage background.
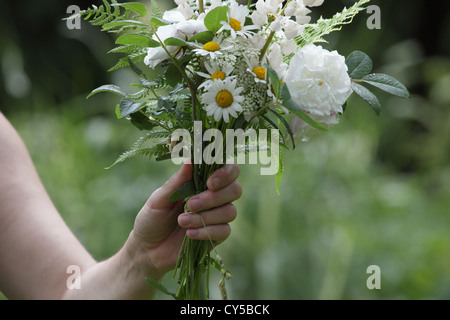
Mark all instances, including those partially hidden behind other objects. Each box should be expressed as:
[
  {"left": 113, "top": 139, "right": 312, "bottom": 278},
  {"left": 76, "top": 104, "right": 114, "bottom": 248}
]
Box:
[{"left": 1, "top": 0, "right": 450, "bottom": 299}]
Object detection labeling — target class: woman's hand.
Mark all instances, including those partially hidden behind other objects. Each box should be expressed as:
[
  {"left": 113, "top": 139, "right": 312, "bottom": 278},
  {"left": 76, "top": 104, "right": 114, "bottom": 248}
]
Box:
[{"left": 128, "top": 162, "right": 242, "bottom": 280}]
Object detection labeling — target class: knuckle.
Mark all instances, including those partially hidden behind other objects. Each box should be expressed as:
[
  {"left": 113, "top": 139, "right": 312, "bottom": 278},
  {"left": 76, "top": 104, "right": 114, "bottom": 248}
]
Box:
[
  {"left": 227, "top": 203, "right": 237, "bottom": 221},
  {"left": 231, "top": 181, "right": 243, "bottom": 199}
]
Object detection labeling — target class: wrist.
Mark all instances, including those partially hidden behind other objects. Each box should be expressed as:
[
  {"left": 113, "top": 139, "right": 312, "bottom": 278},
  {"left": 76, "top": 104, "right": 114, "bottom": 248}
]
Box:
[{"left": 123, "top": 230, "right": 166, "bottom": 282}]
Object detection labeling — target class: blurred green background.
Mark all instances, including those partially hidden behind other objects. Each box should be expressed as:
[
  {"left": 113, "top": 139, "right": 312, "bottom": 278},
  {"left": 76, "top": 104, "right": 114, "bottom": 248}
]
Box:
[{"left": 1, "top": 0, "right": 450, "bottom": 299}]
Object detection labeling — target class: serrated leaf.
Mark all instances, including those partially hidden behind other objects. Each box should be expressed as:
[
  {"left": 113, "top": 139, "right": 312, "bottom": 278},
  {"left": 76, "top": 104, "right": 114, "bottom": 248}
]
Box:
[
  {"left": 350, "top": 82, "right": 381, "bottom": 115},
  {"left": 119, "top": 98, "right": 143, "bottom": 117},
  {"left": 127, "top": 57, "right": 144, "bottom": 76},
  {"left": 87, "top": 84, "right": 127, "bottom": 99},
  {"left": 169, "top": 180, "right": 196, "bottom": 202},
  {"left": 346, "top": 50, "right": 373, "bottom": 79},
  {"left": 204, "top": 6, "right": 229, "bottom": 33},
  {"left": 362, "top": 73, "right": 410, "bottom": 98},
  {"left": 150, "top": 0, "right": 163, "bottom": 19},
  {"left": 102, "top": 19, "right": 147, "bottom": 30},
  {"left": 115, "top": 33, "right": 160, "bottom": 47},
  {"left": 111, "top": 2, "right": 147, "bottom": 16}
]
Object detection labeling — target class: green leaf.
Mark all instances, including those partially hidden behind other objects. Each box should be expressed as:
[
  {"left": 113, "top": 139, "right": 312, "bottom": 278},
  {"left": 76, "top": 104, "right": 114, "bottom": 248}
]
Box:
[
  {"left": 102, "top": 19, "right": 147, "bottom": 30},
  {"left": 261, "top": 114, "right": 287, "bottom": 147},
  {"left": 204, "top": 6, "right": 229, "bottom": 33},
  {"left": 111, "top": 2, "right": 147, "bottom": 16},
  {"left": 268, "top": 109, "right": 295, "bottom": 149},
  {"left": 346, "top": 50, "right": 373, "bottom": 79},
  {"left": 362, "top": 73, "right": 411, "bottom": 98},
  {"left": 275, "top": 145, "right": 285, "bottom": 195},
  {"left": 169, "top": 180, "right": 196, "bottom": 202},
  {"left": 164, "top": 37, "right": 189, "bottom": 47},
  {"left": 150, "top": 17, "right": 170, "bottom": 27},
  {"left": 129, "top": 110, "right": 155, "bottom": 130},
  {"left": 115, "top": 104, "right": 122, "bottom": 119},
  {"left": 119, "top": 98, "right": 143, "bottom": 117},
  {"left": 165, "top": 63, "right": 183, "bottom": 87},
  {"left": 115, "top": 34, "right": 160, "bottom": 47},
  {"left": 265, "top": 64, "right": 281, "bottom": 99},
  {"left": 350, "top": 82, "right": 381, "bottom": 115},
  {"left": 145, "top": 277, "right": 177, "bottom": 299},
  {"left": 189, "top": 31, "right": 214, "bottom": 44},
  {"left": 87, "top": 84, "right": 127, "bottom": 99}
]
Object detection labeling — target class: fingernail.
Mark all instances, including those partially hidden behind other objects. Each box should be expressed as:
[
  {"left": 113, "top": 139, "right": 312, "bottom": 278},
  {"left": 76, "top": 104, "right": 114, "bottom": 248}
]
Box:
[
  {"left": 187, "top": 198, "right": 200, "bottom": 212},
  {"left": 178, "top": 214, "right": 192, "bottom": 227},
  {"left": 187, "top": 228, "right": 198, "bottom": 238}
]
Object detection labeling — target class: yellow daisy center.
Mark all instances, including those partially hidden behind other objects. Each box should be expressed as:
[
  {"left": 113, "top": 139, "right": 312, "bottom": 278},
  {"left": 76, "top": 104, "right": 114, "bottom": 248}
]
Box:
[
  {"left": 318, "top": 81, "right": 324, "bottom": 86},
  {"left": 229, "top": 18, "right": 242, "bottom": 31},
  {"left": 216, "top": 90, "right": 234, "bottom": 108},
  {"left": 253, "top": 67, "right": 266, "bottom": 80},
  {"left": 211, "top": 71, "right": 227, "bottom": 81},
  {"left": 203, "top": 41, "right": 221, "bottom": 52}
]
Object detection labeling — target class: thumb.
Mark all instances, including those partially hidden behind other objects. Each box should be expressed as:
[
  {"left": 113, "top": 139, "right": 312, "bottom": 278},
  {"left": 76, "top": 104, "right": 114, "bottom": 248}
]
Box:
[{"left": 147, "top": 160, "right": 193, "bottom": 209}]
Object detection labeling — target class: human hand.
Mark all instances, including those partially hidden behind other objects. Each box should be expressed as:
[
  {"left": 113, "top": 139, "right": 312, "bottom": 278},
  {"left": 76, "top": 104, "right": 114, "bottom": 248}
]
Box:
[{"left": 128, "top": 162, "right": 242, "bottom": 280}]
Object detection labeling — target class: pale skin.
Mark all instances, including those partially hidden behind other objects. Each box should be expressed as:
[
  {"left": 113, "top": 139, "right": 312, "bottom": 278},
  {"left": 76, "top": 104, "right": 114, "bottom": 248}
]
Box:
[{"left": 0, "top": 112, "right": 242, "bottom": 299}]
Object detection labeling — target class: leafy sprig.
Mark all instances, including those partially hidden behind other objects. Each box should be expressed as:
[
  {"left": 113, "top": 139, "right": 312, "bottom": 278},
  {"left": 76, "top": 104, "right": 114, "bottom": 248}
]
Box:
[{"left": 346, "top": 51, "right": 410, "bottom": 115}]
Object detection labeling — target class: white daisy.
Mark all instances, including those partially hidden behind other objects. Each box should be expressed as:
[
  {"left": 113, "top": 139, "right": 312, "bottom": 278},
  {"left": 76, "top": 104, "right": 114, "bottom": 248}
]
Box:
[
  {"left": 201, "top": 79, "right": 244, "bottom": 123},
  {"left": 197, "top": 61, "right": 235, "bottom": 90},
  {"left": 245, "top": 55, "right": 267, "bottom": 84},
  {"left": 220, "top": 0, "right": 259, "bottom": 39},
  {"left": 192, "top": 36, "right": 232, "bottom": 59}
]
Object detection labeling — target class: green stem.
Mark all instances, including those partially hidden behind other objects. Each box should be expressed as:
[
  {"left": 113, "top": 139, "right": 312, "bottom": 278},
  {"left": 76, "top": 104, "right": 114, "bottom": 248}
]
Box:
[{"left": 198, "top": 0, "right": 205, "bottom": 14}]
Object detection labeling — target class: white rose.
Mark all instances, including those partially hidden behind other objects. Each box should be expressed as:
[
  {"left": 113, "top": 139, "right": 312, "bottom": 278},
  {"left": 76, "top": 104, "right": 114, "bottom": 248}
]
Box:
[
  {"left": 289, "top": 113, "right": 339, "bottom": 143},
  {"left": 144, "top": 20, "right": 207, "bottom": 69},
  {"left": 303, "top": 0, "right": 324, "bottom": 7},
  {"left": 284, "top": 44, "right": 352, "bottom": 116}
]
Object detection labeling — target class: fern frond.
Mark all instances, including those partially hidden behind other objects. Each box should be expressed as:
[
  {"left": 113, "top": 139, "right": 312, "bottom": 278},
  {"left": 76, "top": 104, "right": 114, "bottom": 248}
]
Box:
[
  {"left": 75, "top": 0, "right": 140, "bottom": 29},
  {"left": 150, "top": 0, "right": 163, "bottom": 19},
  {"left": 108, "top": 51, "right": 147, "bottom": 72},
  {"left": 295, "top": 0, "right": 371, "bottom": 48},
  {"left": 107, "top": 143, "right": 170, "bottom": 169}
]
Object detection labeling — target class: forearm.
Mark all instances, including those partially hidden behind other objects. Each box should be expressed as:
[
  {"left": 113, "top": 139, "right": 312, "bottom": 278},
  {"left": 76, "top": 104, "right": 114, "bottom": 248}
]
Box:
[{"left": 61, "top": 231, "right": 164, "bottom": 300}]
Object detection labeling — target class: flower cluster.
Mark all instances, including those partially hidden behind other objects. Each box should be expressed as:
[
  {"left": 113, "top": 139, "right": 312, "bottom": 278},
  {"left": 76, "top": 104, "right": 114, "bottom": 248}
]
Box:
[
  {"left": 144, "top": 0, "right": 352, "bottom": 141},
  {"left": 80, "top": 0, "right": 409, "bottom": 300}
]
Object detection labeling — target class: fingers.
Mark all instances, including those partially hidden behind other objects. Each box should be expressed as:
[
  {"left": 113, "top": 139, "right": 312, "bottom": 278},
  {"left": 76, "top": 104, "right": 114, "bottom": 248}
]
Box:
[
  {"left": 145, "top": 161, "right": 193, "bottom": 210},
  {"left": 186, "top": 181, "right": 242, "bottom": 213},
  {"left": 178, "top": 203, "right": 237, "bottom": 241},
  {"left": 186, "top": 165, "right": 242, "bottom": 213},
  {"left": 206, "top": 164, "right": 240, "bottom": 191}
]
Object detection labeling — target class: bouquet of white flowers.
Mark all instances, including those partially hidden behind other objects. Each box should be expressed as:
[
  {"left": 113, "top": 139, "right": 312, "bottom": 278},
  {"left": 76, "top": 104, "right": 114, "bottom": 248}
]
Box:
[{"left": 71, "top": 0, "right": 409, "bottom": 299}]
